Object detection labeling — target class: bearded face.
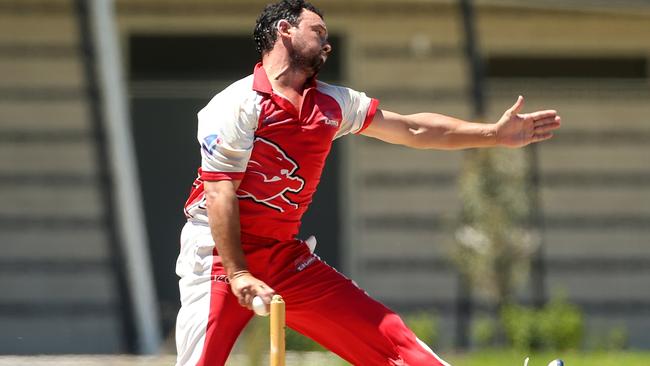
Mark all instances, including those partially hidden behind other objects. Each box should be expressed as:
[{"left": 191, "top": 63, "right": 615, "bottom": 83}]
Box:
[
  {"left": 289, "top": 33, "right": 328, "bottom": 77},
  {"left": 284, "top": 10, "right": 330, "bottom": 77}
]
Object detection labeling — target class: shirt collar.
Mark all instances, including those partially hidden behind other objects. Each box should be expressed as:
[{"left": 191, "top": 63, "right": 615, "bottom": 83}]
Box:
[
  {"left": 252, "top": 62, "right": 273, "bottom": 94},
  {"left": 252, "top": 62, "right": 318, "bottom": 94}
]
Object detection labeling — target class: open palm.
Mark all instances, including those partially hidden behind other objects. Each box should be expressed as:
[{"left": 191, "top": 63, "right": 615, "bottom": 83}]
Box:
[{"left": 495, "top": 96, "right": 561, "bottom": 148}]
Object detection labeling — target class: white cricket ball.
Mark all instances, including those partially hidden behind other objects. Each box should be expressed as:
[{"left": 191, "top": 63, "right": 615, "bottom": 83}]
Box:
[
  {"left": 547, "top": 360, "right": 564, "bottom": 366},
  {"left": 252, "top": 296, "right": 269, "bottom": 316}
]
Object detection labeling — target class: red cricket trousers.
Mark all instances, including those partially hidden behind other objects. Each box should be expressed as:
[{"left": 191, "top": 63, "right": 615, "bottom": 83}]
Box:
[{"left": 175, "top": 221, "right": 450, "bottom": 366}]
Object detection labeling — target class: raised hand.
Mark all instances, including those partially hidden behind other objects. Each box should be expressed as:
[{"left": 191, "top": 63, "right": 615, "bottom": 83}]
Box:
[{"left": 495, "top": 96, "right": 561, "bottom": 148}]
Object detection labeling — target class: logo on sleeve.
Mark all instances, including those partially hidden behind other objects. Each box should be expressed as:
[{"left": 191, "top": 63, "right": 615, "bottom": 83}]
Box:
[
  {"left": 237, "top": 137, "right": 305, "bottom": 212},
  {"left": 321, "top": 117, "right": 340, "bottom": 128},
  {"left": 201, "top": 134, "right": 223, "bottom": 156}
]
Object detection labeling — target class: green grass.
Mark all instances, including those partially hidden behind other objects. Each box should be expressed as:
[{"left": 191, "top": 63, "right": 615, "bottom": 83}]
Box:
[
  {"left": 444, "top": 350, "right": 650, "bottom": 366},
  {"left": 246, "top": 350, "right": 650, "bottom": 365}
]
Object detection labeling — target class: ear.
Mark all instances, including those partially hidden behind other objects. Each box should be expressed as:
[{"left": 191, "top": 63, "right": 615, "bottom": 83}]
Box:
[{"left": 276, "top": 19, "right": 293, "bottom": 38}]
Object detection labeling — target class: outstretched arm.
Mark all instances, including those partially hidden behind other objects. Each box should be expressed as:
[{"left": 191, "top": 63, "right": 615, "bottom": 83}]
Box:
[{"left": 361, "top": 96, "right": 561, "bottom": 149}]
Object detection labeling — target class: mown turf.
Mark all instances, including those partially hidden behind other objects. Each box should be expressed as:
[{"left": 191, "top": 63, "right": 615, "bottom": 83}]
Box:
[{"left": 443, "top": 350, "right": 650, "bottom": 366}]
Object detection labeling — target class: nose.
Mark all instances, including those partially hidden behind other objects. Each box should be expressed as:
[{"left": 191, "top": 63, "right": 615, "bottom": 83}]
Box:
[{"left": 322, "top": 42, "right": 332, "bottom": 54}]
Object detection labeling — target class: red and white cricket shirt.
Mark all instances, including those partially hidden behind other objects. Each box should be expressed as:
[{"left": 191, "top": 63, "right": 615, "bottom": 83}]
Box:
[{"left": 184, "top": 63, "right": 379, "bottom": 240}]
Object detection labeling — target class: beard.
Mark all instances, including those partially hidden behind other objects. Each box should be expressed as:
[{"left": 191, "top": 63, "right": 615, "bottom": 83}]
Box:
[{"left": 289, "top": 43, "right": 327, "bottom": 77}]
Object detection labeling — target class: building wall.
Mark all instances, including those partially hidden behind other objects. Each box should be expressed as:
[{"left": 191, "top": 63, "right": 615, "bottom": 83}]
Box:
[
  {"left": 115, "top": 0, "right": 650, "bottom": 349},
  {"left": 477, "top": 4, "right": 650, "bottom": 347},
  {"left": 0, "top": 0, "right": 648, "bottom": 354},
  {"left": 0, "top": 0, "right": 127, "bottom": 353}
]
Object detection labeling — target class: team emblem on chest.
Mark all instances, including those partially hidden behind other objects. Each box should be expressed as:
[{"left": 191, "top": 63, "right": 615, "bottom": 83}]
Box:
[{"left": 237, "top": 137, "right": 305, "bottom": 212}]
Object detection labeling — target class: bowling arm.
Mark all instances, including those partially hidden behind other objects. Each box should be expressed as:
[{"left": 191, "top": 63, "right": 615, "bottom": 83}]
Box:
[
  {"left": 204, "top": 179, "right": 246, "bottom": 276},
  {"left": 204, "top": 180, "right": 276, "bottom": 308}
]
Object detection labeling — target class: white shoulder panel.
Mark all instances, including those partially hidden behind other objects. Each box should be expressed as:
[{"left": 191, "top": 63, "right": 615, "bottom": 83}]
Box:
[
  {"left": 197, "top": 75, "right": 262, "bottom": 174},
  {"left": 317, "top": 81, "right": 375, "bottom": 139}
]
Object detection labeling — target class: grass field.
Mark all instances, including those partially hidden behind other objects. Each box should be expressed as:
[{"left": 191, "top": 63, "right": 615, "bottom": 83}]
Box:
[
  {"left": 445, "top": 350, "right": 650, "bottom": 366},
  {"left": 2, "top": 350, "right": 649, "bottom": 366}
]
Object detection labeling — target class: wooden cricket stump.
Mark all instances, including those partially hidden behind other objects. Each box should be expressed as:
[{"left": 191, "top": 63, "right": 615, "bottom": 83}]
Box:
[{"left": 270, "top": 294, "right": 285, "bottom": 366}]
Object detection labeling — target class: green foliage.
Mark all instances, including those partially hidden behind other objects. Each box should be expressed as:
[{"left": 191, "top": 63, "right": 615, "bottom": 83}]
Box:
[
  {"left": 537, "top": 297, "right": 584, "bottom": 350},
  {"left": 607, "top": 326, "right": 630, "bottom": 351},
  {"left": 591, "top": 325, "right": 629, "bottom": 351},
  {"left": 471, "top": 314, "right": 498, "bottom": 348},
  {"left": 454, "top": 148, "right": 539, "bottom": 305},
  {"left": 501, "top": 296, "right": 584, "bottom": 352},
  {"left": 605, "top": 327, "right": 629, "bottom": 351},
  {"left": 402, "top": 310, "right": 439, "bottom": 347},
  {"left": 501, "top": 304, "right": 539, "bottom": 350}
]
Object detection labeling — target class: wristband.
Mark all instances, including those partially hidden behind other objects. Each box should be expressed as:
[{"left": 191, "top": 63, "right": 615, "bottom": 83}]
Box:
[{"left": 229, "top": 270, "right": 251, "bottom": 281}]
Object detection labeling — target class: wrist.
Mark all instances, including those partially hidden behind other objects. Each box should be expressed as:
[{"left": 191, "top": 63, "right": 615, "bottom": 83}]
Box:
[
  {"left": 487, "top": 123, "right": 499, "bottom": 147},
  {"left": 228, "top": 269, "right": 250, "bottom": 281}
]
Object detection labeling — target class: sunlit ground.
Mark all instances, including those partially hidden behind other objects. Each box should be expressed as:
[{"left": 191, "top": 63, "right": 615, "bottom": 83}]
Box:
[{"left": 1, "top": 351, "right": 650, "bottom": 366}]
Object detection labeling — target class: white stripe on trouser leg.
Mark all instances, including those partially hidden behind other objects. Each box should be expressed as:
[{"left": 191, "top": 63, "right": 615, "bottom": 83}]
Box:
[
  {"left": 416, "top": 337, "right": 452, "bottom": 366},
  {"left": 305, "top": 235, "right": 317, "bottom": 253},
  {"left": 175, "top": 222, "right": 214, "bottom": 366}
]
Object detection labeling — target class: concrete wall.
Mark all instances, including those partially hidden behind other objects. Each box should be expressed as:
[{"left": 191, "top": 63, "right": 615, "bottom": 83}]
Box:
[
  {"left": 0, "top": 0, "right": 648, "bottom": 354},
  {"left": 0, "top": 0, "right": 126, "bottom": 354}
]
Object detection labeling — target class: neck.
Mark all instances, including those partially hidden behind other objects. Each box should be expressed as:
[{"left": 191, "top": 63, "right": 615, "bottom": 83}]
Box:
[{"left": 262, "top": 51, "right": 311, "bottom": 94}]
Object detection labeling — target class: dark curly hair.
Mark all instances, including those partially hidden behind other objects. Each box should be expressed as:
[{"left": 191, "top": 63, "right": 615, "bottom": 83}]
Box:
[{"left": 253, "top": 0, "right": 324, "bottom": 55}]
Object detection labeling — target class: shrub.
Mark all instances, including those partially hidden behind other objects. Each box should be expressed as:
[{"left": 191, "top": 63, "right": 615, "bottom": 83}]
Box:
[
  {"left": 592, "top": 325, "right": 629, "bottom": 351},
  {"left": 605, "top": 326, "right": 629, "bottom": 350},
  {"left": 471, "top": 314, "right": 498, "bottom": 348},
  {"left": 501, "top": 304, "right": 539, "bottom": 350},
  {"left": 501, "top": 296, "right": 584, "bottom": 352},
  {"left": 538, "top": 297, "right": 583, "bottom": 351}
]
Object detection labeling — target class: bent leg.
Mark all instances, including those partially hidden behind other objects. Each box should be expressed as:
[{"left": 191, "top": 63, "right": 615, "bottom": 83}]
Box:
[{"left": 269, "top": 243, "right": 450, "bottom": 366}]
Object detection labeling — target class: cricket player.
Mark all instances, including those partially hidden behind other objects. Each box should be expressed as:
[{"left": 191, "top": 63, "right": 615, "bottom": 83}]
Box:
[{"left": 175, "top": 1, "right": 561, "bottom": 365}]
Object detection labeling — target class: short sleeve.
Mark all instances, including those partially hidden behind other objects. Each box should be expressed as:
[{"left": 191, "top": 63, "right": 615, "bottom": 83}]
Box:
[
  {"left": 317, "top": 83, "right": 379, "bottom": 139},
  {"left": 197, "top": 85, "right": 260, "bottom": 181}
]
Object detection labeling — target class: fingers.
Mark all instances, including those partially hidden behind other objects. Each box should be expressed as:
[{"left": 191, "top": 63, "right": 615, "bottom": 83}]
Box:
[
  {"left": 533, "top": 132, "right": 554, "bottom": 143},
  {"left": 533, "top": 116, "right": 561, "bottom": 133},
  {"left": 255, "top": 282, "right": 276, "bottom": 304},
  {"left": 238, "top": 288, "right": 254, "bottom": 308},
  {"left": 509, "top": 95, "right": 525, "bottom": 114},
  {"left": 525, "top": 109, "right": 557, "bottom": 121},
  {"left": 231, "top": 275, "right": 276, "bottom": 309}
]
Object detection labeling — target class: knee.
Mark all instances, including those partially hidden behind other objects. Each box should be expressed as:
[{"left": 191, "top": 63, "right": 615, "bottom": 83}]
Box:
[{"left": 379, "top": 313, "right": 412, "bottom": 346}]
